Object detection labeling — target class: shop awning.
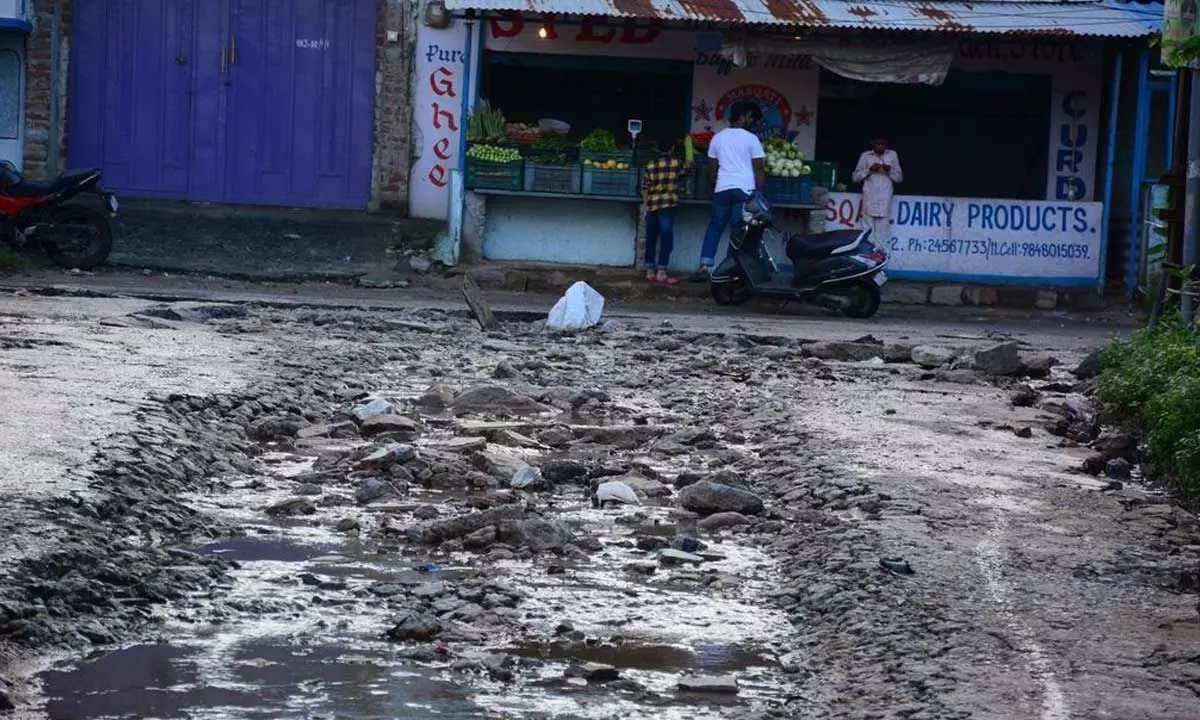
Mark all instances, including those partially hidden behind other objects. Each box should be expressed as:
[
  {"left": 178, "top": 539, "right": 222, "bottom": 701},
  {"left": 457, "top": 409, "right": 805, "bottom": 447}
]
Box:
[{"left": 445, "top": 0, "right": 1162, "bottom": 38}]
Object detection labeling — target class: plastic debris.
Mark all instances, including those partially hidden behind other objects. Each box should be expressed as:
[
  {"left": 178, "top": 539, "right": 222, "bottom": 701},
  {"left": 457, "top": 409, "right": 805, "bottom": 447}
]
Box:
[
  {"left": 547, "top": 282, "right": 605, "bottom": 332},
  {"left": 594, "top": 480, "right": 640, "bottom": 507}
]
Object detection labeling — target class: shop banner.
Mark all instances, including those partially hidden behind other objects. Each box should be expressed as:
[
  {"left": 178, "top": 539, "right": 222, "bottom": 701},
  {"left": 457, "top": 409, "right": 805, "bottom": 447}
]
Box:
[
  {"left": 722, "top": 40, "right": 954, "bottom": 86},
  {"left": 815, "top": 193, "right": 1103, "bottom": 286},
  {"left": 410, "top": 23, "right": 472, "bottom": 220},
  {"left": 691, "top": 53, "right": 819, "bottom": 157}
]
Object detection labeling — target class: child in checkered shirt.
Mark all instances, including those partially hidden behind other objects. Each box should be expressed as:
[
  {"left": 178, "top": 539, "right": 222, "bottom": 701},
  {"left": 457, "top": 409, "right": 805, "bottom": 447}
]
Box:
[{"left": 641, "top": 142, "right": 690, "bottom": 285}]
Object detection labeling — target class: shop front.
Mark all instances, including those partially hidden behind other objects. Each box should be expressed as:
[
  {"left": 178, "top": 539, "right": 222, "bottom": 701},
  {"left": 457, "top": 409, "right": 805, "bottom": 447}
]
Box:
[
  {"left": 416, "top": 3, "right": 1157, "bottom": 289},
  {"left": 0, "top": 0, "right": 31, "bottom": 169}
]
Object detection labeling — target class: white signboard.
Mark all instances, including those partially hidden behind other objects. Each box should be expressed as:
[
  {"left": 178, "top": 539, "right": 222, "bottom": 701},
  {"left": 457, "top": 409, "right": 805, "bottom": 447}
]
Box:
[
  {"left": 409, "top": 23, "right": 471, "bottom": 220},
  {"left": 815, "top": 193, "right": 1102, "bottom": 286},
  {"left": 691, "top": 51, "right": 819, "bottom": 158}
]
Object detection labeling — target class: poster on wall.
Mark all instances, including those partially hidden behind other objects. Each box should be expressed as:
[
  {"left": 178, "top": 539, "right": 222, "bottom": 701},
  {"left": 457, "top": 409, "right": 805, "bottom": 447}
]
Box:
[
  {"left": 409, "top": 23, "right": 472, "bottom": 220},
  {"left": 691, "top": 51, "right": 819, "bottom": 157},
  {"left": 806, "top": 192, "right": 1103, "bottom": 286}
]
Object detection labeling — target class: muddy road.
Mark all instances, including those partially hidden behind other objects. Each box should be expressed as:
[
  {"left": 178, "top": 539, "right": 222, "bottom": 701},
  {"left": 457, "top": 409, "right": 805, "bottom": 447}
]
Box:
[{"left": 0, "top": 289, "right": 1197, "bottom": 719}]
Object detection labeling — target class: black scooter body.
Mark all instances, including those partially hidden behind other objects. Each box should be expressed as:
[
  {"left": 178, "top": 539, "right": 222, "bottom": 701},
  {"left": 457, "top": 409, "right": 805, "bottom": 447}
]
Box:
[{"left": 709, "top": 213, "right": 888, "bottom": 318}]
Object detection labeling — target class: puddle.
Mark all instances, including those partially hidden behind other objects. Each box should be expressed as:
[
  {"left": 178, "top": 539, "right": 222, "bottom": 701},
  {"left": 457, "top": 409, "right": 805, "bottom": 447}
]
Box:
[
  {"left": 509, "top": 640, "right": 773, "bottom": 672},
  {"left": 40, "top": 641, "right": 478, "bottom": 720}
]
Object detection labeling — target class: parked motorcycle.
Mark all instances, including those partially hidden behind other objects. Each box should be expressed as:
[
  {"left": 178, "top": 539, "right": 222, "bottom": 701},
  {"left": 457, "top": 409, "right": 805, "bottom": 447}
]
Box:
[
  {"left": 710, "top": 194, "right": 889, "bottom": 318},
  {"left": 0, "top": 159, "right": 118, "bottom": 269}
]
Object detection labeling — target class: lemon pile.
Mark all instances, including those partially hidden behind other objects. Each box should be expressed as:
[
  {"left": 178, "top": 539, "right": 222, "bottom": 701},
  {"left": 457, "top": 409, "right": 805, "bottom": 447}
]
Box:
[{"left": 584, "top": 159, "right": 631, "bottom": 171}]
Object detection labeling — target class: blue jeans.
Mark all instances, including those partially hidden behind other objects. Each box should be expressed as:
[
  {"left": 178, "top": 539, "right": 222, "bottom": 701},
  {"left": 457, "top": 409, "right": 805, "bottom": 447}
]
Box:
[
  {"left": 700, "top": 188, "right": 751, "bottom": 267},
  {"left": 645, "top": 208, "right": 675, "bottom": 270}
]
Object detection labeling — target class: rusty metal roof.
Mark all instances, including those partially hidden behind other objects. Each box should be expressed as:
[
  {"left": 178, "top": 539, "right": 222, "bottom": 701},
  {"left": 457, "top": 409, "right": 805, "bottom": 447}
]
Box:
[{"left": 445, "top": 0, "right": 1161, "bottom": 37}]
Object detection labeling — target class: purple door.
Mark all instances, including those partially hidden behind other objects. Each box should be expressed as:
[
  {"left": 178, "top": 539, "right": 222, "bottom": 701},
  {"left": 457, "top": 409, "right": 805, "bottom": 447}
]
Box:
[{"left": 70, "top": 0, "right": 376, "bottom": 209}]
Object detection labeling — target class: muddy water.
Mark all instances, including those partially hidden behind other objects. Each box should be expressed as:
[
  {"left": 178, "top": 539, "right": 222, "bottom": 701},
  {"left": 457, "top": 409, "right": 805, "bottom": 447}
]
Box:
[{"left": 39, "top": 476, "right": 792, "bottom": 719}]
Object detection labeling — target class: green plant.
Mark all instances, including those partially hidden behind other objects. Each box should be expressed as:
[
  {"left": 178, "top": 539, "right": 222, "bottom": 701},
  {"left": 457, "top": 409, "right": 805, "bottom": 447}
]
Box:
[
  {"left": 466, "top": 100, "right": 507, "bottom": 142},
  {"left": 0, "top": 248, "right": 28, "bottom": 273},
  {"left": 579, "top": 129, "right": 617, "bottom": 153},
  {"left": 1099, "top": 320, "right": 1200, "bottom": 492}
]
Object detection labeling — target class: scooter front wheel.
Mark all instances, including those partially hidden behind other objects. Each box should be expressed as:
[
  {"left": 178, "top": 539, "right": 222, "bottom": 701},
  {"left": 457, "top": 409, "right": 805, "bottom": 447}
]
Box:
[
  {"left": 840, "top": 279, "right": 882, "bottom": 319},
  {"left": 710, "top": 278, "right": 752, "bottom": 306}
]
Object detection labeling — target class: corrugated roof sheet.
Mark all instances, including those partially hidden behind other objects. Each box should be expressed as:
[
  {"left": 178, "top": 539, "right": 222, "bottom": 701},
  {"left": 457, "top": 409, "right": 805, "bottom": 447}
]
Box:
[{"left": 445, "top": 0, "right": 1162, "bottom": 38}]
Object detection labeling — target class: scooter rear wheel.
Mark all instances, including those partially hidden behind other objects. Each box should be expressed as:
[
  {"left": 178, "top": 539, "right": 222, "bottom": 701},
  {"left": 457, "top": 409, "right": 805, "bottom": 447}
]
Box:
[
  {"left": 711, "top": 279, "right": 752, "bottom": 306},
  {"left": 42, "top": 205, "right": 113, "bottom": 270},
  {"left": 841, "top": 279, "right": 882, "bottom": 319}
]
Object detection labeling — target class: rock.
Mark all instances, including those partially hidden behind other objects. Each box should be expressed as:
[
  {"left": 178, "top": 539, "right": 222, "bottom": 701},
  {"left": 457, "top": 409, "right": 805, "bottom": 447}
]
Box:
[
  {"left": 1013, "top": 426, "right": 1034, "bottom": 439},
  {"left": 451, "top": 385, "right": 547, "bottom": 415},
  {"left": 1105, "top": 458, "right": 1133, "bottom": 480},
  {"left": 438, "top": 437, "right": 489, "bottom": 453},
  {"left": 475, "top": 449, "right": 530, "bottom": 480},
  {"left": 355, "top": 478, "right": 404, "bottom": 505},
  {"left": 539, "top": 426, "right": 575, "bottom": 448},
  {"left": 499, "top": 518, "right": 574, "bottom": 552},
  {"left": 618, "top": 474, "right": 673, "bottom": 499},
  {"left": 360, "top": 415, "right": 420, "bottom": 437},
  {"left": 1020, "top": 354, "right": 1058, "bottom": 378},
  {"left": 910, "top": 346, "right": 956, "bottom": 369},
  {"left": 249, "top": 414, "right": 310, "bottom": 441},
  {"left": 353, "top": 398, "right": 395, "bottom": 423},
  {"left": 1010, "top": 384, "right": 1040, "bottom": 407},
  {"left": 1082, "top": 452, "right": 1108, "bottom": 475},
  {"left": 1073, "top": 348, "right": 1104, "bottom": 379},
  {"left": 464, "top": 526, "right": 497, "bottom": 550},
  {"left": 547, "top": 281, "right": 605, "bottom": 331},
  {"left": 334, "top": 517, "right": 360, "bottom": 532},
  {"left": 417, "top": 383, "right": 455, "bottom": 410},
  {"left": 297, "top": 421, "right": 359, "bottom": 440},
  {"left": 357, "top": 269, "right": 411, "bottom": 289},
  {"left": 565, "top": 662, "right": 620, "bottom": 682},
  {"left": 492, "top": 429, "right": 542, "bottom": 448},
  {"left": 510, "top": 466, "right": 547, "bottom": 491},
  {"left": 266, "top": 497, "right": 317, "bottom": 516},
  {"left": 636, "top": 536, "right": 670, "bottom": 552},
  {"left": 677, "top": 675, "right": 739, "bottom": 694},
  {"left": 408, "top": 504, "right": 526, "bottom": 544},
  {"left": 541, "top": 459, "right": 588, "bottom": 483},
  {"left": 493, "top": 361, "right": 520, "bottom": 380},
  {"left": 804, "top": 341, "right": 885, "bottom": 362},
  {"left": 409, "top": 255, "right": 433, "bottom": 273},
  {"left": 674, "top": 471, "right": 705, "bottom": 489},
  {"left": 972, "top": 341, "right": 1022, "bottom": 376},
  {"left": 879, "top": 557, "right": 914, "bottom": 575},
  {"left": 698, "top": 512, "right": 751, "bottom": 532},
  {"left": 594, "top": 481, "right": 641, "bottom": 507},
  {"left": 358, "top": 443, "right": 416, "bottom": 469},
  {"left": 386, "top": 613, "right": 443, "bottom": 642},
  {"left": 1092, "top": 429, "right": 1137, "bottom": 460},
  {"left": 295, "top": 482, "right": 323, "bottom": 496},
  {"left": 678, "top": 481, "right": 764, "bottom": 516},
  {"left": 413, "top": 504, "right": 440, "bottom": 520},
  {"left": 659, "top": 549, "right": 705, "bottom": 565}
]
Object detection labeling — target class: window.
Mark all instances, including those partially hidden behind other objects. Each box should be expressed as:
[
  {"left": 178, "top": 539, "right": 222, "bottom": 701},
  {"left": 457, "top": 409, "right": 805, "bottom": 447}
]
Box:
[{"left": 0, "top": 50, "right": 19, "bottom": 140}]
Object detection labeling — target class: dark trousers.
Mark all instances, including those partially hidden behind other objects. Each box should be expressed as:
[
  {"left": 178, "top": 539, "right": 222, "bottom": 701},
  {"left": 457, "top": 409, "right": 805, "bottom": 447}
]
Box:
[
  {"left": 645, "top": 208, "right": 676, "bottom": 270},
  {"left": 700, "top": 188, "right": 751, "bottom": 267}
]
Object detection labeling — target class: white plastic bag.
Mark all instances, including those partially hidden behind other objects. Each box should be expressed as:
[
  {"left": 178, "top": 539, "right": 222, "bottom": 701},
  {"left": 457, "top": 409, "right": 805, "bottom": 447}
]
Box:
[
  {"left": 546, "top": 282, "right": 605, "bottom": 332},
  {"left": 595, "top": 481, "right": 640, "bottom": 506}
]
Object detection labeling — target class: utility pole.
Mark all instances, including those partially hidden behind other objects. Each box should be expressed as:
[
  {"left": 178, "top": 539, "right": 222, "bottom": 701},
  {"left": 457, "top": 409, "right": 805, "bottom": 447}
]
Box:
[{"left": 1185, "top": 74, "right": 1200, "bottom": 326}]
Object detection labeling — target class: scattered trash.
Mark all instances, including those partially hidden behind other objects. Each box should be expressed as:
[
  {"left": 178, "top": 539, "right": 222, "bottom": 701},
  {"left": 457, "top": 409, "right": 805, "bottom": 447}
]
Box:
[
  {"left": 415, "top": 562, "right": 443, "bottom": 573},
  {"left": 510, "top": 466, "right": 543, "bottom": 489},
  {"left": 462, "top": 275, "right": 498, "bottom": 331},
  {"left": 547, "top": 282, "right": 605, "bottom": 332}
]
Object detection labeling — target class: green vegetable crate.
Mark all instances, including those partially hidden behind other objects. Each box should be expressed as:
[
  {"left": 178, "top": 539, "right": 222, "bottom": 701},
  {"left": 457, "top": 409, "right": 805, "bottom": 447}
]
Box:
[
  {"left": 465, "top": 157, "right": 523, "bottom": 191},
  {"left": 765, "top": 177, "right": 813, "bottom": 205},
  {"left": 691, "top": 159, "right": 713, "bottom": 200},
  {"left": 524, "top": 163, "right": 581, "bottom": 194},
  {"left": 582, "top": 167, "right": 639, "bottom": 197}
]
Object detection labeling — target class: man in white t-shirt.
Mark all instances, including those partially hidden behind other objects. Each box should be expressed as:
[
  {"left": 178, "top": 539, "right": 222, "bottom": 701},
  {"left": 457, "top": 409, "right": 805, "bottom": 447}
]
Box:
[{"left": 691, "top": 101, "right": 766, "bottom": 282}]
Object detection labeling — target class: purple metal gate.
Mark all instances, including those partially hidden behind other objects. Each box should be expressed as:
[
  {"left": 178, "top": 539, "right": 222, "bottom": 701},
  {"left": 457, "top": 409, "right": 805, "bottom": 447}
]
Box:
[{"left": 70, "top": 0, "right": 376, "bottom": 209}]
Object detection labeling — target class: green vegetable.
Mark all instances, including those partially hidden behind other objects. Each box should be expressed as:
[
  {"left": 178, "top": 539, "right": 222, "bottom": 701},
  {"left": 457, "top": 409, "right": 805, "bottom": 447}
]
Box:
[
  {"left": 466, "top": 100, "right": 507, "bottom": 143},
  {"left": 580, "top": 129, "right": 617, "bottom": 153},
  {"left": 467, "top": 144, "right": 521, "bottom": 163}
]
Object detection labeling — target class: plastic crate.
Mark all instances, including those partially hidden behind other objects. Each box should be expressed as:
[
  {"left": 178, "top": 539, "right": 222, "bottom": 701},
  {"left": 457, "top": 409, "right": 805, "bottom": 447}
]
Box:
[
  {"left": 808, "top": 161, "right": 838, "bottom": 190},
  {"left": 465, "top": 158, "right": 523, "bottom": 191},
  {"left": 691, "top": 159, "right": 714, "bottom": 200},
  {"left": 524, "top": 163, "right": 581, "bottom": 194},
  {"left": 581, "top": 151, "right": 634, "bottom": 167},
  {"left": 765, "top": 176, "right": 813, "bottom": 205},
  {"left": 582, "top": 168, "right": 639, "bottom": 197}
]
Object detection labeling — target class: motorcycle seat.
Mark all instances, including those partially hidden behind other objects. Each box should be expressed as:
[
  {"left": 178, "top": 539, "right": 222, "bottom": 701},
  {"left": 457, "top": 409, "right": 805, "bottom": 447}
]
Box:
[
  {"left": 2, "top": 170, "right": 99, "bottom": 198},
  {"left": 786, "top": 229, "right": 865, "bottom": 260}
]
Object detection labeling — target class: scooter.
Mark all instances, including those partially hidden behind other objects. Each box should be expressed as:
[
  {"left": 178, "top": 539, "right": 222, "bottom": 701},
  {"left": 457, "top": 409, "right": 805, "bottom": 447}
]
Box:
[
  {"left": 709, "top": 194, "right": 889, "bottom": 318},
  {"left": 0, "top": 159, "right": 118, "bottom": 270}
]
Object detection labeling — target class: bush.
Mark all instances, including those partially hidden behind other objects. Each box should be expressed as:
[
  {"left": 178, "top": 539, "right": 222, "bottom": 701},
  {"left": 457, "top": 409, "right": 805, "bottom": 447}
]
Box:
[{"left": 1099, "top": 321, "right": 1200, "bottom": 493}]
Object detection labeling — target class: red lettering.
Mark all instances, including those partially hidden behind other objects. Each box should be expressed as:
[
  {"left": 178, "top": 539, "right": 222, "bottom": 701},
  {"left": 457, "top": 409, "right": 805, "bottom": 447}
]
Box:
[
  {"left": 429, "top": 165, "right": 448, "bottom": 188},
  {"left": 433, "top": 137, "right": 452, "bottom": 161},
  {"left": 619, "top": 20, "right": 661, "bottom": 44},
  {"left": 540, "top": 14, "right": 559, "bottom": 40},
  {"left": 576, "top": 18, "right": 615, "bottom": 43},
  {"left": 489, "top": 11, "right": 523, "bottom": 38},
  {"left": 429, "top": 67, "right": 456, "bottom": 97},
  {"left": 432, "top": 102, "right": 458, "bottom": 132}
]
